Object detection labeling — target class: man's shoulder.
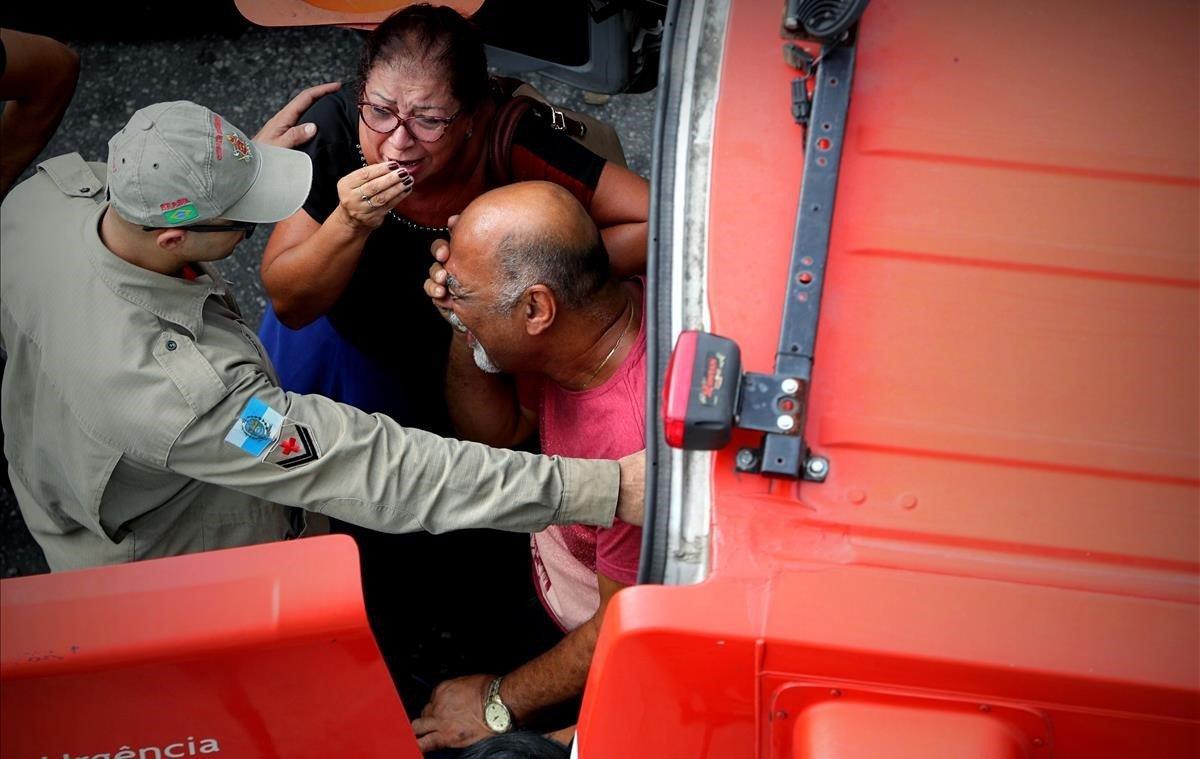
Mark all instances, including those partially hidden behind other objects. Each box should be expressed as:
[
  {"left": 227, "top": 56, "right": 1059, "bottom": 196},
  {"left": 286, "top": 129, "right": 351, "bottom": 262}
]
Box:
[
  {"left": 1, "top": 157, "right": 105, "bottom": 303},
  {"left": 2, "top": 155, "right": 105, "bottom": 218}
]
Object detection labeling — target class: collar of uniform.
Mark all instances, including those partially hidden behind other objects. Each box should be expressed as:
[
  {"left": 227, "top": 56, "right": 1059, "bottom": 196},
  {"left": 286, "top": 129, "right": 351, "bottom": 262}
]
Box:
[{"left": 87, "top": 203, "right": 228, "bottom": 340}]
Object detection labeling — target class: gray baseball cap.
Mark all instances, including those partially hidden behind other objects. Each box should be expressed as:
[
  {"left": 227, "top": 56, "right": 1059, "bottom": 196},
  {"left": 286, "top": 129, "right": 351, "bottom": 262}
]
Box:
[{"left": 106, "top": 100, "right": 311, "bottom": 227}]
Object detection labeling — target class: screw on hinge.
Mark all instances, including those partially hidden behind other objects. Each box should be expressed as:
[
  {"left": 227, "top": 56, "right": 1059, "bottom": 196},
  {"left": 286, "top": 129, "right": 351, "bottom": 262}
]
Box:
[
  {"left": 804, "top": 456, "right": 829, "bottom": 481},
  {"left": 735, "top": 447, "right": 761, "bottom": 472}
]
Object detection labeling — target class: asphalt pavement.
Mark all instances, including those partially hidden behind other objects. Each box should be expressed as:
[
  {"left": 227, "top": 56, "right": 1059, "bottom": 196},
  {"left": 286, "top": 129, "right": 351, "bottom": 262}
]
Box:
[{"left": 0, "top": 8, "right": 655, "bottom": 577}]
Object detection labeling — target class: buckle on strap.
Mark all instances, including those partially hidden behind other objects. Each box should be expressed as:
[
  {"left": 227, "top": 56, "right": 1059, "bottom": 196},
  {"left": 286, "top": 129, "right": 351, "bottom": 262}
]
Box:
[{"left": 549, "top": 106, "right": 567, "bottom": 131}]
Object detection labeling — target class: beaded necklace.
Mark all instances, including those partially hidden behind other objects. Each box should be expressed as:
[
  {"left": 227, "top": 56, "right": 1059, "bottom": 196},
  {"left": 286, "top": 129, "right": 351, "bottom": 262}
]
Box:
[{"left": 355, "top": 143, "right": 450, "bottom": 235}]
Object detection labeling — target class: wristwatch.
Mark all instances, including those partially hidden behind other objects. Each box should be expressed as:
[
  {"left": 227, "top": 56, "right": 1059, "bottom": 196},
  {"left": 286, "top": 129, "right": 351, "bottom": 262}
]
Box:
[{"left": 483, "top": 676, "right": 514, "bottom": 734}]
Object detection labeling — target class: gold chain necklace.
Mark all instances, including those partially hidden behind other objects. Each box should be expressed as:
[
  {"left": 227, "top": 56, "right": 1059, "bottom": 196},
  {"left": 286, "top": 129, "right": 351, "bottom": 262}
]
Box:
[{"left": 582, "top": 298, "right": 636, "bottom": 388}]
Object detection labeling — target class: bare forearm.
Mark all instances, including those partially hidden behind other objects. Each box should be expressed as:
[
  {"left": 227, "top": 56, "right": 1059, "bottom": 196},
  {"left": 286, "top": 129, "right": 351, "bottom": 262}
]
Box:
[
  {"left": 445, "top": 333, "right": 527, "bottom": 447},
  {"left": 0, "top": 31, "right": 79, "bottom": 198},
  {"left": 0, "top": 103, "right": 66, "bottom": 198},
  {"left": 261, "top": 213, "right": 371, "bottom": 327},
  {"left": 501, "top": 619, "right": 600, "bottom": 722},
  {"left": 600, "top": 222, "right": 648, "bottom": 277}
]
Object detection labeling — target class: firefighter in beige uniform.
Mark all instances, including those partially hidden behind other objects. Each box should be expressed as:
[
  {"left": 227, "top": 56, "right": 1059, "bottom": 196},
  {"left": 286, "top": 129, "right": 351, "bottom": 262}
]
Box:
[{"left": 0, "top": 101, "right": 641, "bottom": 571}]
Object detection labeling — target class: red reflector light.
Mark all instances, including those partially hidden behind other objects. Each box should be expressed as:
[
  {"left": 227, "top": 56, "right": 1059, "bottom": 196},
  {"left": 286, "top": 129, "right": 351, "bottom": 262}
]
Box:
[
  {"left": 664, "top": 418, "right": 687, "bottom": 448},
  {"left": 662, "top": 332, "right": 699, "bottom": 447},
  {"left": 661, "top": 331, "right": 741, "bottom": 450}
]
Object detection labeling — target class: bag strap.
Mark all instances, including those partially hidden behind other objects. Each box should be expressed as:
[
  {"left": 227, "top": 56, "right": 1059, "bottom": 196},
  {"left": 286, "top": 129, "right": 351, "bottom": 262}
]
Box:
[{"left": 487, "top": 81, "right": 590, "bottom": 186}]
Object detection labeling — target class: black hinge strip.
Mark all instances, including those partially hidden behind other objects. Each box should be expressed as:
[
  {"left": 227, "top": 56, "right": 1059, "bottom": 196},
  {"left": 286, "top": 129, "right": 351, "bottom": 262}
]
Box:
[{"left": 757, "top": 42, "right": 856, "bottom": 477}]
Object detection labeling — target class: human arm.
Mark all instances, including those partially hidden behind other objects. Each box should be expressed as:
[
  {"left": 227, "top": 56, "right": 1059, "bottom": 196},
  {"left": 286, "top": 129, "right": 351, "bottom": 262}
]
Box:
[
  {"left": 164, "top": 364, "right": 644, "bottom": 532},
  {"left": 412, "top": 572, "right": 629, "bottom": 752},
  {"left": 253, "top": 82, "right": 342, "bottom": 149},
  {"left": 591, "top": 161, "right": 649, "bottom": 278},
  {"left": 260, "top": 161, "right": 414, "bottom": 327},
  {"left": 445, "top": 329, "right": 539, "bottom": 447},
  {"left": 508, "top": 111, "right": 648, "bottom": 277},
  {"left": 0, "top": 29, "right": 79, "bottom": 199},
  {"left": 426, "top": 237, "right": 539, "bottom": 446}
]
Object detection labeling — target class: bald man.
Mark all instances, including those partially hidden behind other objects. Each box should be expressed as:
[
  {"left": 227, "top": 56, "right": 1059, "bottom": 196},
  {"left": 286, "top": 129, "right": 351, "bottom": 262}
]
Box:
[{"left": 415, "top": 181, "right": 646, "bottom": 751}]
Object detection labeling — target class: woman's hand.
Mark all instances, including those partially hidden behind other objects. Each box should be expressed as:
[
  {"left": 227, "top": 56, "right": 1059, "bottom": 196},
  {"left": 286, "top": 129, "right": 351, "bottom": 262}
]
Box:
[{"left": 334, "top": 162, "right": 414, "bottom": 231}]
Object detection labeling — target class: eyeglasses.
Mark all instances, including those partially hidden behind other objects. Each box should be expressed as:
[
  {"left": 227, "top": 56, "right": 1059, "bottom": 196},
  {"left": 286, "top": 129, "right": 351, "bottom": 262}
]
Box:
[
  {"left": 357, "top": 102, "right": 460, "bottom": 143},
  {"left": 142, "top": 222, "right": 257, "bottom": 239}
]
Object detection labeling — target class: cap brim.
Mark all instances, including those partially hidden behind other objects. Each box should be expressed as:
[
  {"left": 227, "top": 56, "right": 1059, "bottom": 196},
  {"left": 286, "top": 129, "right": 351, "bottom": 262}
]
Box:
[{"left": 223, "top": 142, "right": 313, "bottom": 224}]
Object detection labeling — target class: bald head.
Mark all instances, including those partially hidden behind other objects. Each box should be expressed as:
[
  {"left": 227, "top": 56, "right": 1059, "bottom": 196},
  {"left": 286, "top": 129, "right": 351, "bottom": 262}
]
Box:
[{"left": 455, "top": 181, "right": 610, "bottom": 312}]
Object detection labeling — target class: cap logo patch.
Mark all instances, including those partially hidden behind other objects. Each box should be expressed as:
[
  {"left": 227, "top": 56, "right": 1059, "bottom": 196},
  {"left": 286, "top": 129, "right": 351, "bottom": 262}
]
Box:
[
  {"left": 162, "top": 204, "right": 199, "bottom": 225},
  {"left": 226, "top": 133, "right": 252, "bottom": 162},
  {"left": 213, "top": 114, "right": 225, "bottom": 160}
]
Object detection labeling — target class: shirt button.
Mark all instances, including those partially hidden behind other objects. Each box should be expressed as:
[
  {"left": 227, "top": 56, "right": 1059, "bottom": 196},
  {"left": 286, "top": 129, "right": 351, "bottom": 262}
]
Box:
[{"left": 166, "top": 340, "right": 178, "bottom": 351}]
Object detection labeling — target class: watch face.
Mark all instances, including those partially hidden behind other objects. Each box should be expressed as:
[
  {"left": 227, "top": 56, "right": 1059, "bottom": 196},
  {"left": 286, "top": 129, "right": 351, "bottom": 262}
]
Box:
[{"left": 484, "top": 701, "right": 512, "bottom": 732}]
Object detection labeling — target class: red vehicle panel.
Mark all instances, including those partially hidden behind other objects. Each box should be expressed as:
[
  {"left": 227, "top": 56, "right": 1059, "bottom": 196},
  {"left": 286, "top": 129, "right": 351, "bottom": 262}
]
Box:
[
  {"left": 580, "top": 0, "right": 1198, "bottom": 756},
  {"left": 1, "top": 536, "right": 418, "bottom": 759},
  {"left": 2, "top": 2, "right": 1195, "bottom": 756}
]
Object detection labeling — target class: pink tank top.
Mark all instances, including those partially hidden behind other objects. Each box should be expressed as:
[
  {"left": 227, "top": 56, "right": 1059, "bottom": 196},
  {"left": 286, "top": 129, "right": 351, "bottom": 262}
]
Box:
[{"left": 531, "top": 284, "right": 646, "bottom": 631}]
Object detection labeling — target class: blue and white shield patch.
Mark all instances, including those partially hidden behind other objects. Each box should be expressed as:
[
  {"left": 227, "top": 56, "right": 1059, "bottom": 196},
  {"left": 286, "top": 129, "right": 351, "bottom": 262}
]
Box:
[{"left": 224, "top": 396, "right": 284, "bottom": 457}]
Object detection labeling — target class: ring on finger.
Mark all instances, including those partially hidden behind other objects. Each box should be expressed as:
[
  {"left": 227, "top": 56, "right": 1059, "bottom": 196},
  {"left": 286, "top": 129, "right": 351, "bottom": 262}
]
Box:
[{"left": 359, "top": 189, "right": 373, "bottom": 204}]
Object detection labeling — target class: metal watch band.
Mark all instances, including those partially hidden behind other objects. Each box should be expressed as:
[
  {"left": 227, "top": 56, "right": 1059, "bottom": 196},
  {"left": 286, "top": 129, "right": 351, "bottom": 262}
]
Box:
[{"left": 484, "top": 676, "right": 513, "bottom": 733}]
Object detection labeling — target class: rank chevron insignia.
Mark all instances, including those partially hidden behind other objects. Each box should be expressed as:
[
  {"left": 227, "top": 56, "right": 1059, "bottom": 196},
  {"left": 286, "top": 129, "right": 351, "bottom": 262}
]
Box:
[{"left": 264, "top": 421, "right": 321, "bottom": 469}]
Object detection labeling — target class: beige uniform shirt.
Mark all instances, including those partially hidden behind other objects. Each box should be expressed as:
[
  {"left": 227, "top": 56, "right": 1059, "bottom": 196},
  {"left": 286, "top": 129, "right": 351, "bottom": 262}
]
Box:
[{"left": 0, "top": 154, "right": 619, "bottom": 571}]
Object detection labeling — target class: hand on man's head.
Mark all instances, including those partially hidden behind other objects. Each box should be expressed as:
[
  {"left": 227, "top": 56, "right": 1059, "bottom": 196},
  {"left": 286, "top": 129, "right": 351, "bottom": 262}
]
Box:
[
  {"left": 425, "top": 235, "right": 461, "bottom": 329},
  {"left": 425, "top": 243, "right": 455, "bottom": 323}
]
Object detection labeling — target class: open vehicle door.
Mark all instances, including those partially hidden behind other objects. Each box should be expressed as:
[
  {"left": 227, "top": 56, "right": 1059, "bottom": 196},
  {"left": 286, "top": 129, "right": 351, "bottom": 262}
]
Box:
[
  {"left": 578, "top": 0, "right": 1200, "bottom": 756},
  {"left": 2, "top": 536, "right": 423, "bottom": 758}
]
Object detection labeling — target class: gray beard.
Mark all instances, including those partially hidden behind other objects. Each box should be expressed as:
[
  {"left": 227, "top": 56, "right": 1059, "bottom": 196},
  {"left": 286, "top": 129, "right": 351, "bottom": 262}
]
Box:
[
  {"left": 472, "top": 339, "right": 502, "bottom": 374},
  {"left": 446, "top": 310, "right": 502, "bottom": 373}
]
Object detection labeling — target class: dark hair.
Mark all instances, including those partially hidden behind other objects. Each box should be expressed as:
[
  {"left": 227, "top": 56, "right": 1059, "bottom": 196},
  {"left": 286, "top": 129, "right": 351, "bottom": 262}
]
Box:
[
  {"left": 356, "top": 4, "right": 490, "bottom": 113},
  {"left": 460, "top": 732, "right": 570, "bottom": 759},
  {"left": 494, "top": 222, "right": 611, "bottom": 313}
]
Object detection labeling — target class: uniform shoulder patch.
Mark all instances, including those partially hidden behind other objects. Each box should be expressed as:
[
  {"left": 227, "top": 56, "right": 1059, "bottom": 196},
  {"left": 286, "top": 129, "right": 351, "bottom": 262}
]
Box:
[
  {"left": 224, "top": 396, "right": 284, "bottom": 457},
  {"left": 264, "top": 421, "right": 322, "bottom": 469}
]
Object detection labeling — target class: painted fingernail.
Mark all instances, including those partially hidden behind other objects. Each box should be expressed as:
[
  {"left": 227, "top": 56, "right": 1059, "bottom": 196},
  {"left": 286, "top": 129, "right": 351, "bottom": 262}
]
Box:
[
  {"left": 387, "top": 162, "right": 400, "bottom": 170},
  {"left": 403, "top": 176, "right": 414, "bottom": 185},
  {"left": 396, "top": 168, "right": 409, "bottom": 177}
]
